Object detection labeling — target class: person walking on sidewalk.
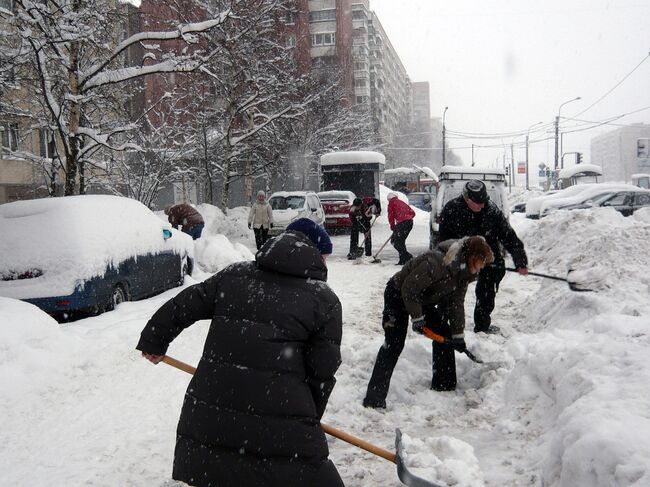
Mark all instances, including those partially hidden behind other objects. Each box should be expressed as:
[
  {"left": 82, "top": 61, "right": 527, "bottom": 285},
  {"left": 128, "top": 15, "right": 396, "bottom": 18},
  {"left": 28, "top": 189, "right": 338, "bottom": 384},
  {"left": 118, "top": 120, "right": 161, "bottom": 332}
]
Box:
[
  {"left": 438, "top": 179, "right": 528, "bottom": 334},
  {"left": 248, "top": 190, "right": 274, "bottom": 250},
  {"left": 387, "top": 192, "right": 416, "bottom": 265},
  {"left": 136, "top": 220, "right": 343, "bottom": 487},
  {"left": 363, "top": 236, "right": 494, "bottom": 408}
]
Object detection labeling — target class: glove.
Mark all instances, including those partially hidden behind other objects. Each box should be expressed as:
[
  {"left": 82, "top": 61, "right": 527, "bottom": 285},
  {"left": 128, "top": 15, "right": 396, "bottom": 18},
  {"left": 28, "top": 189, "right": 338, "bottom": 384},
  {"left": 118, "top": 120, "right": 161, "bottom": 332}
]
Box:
[
  {"left": 248, "top": 223, "right": 251, "bottom": 229},
  {"left": 517, "top": 267, "right": 528, "bottom": 276},
  {"left": 449, "top": 336, "right": 467, "bottom": 353},
  {"left": 270, "top": 223, "right": 274, "bottom": 228},
  {"left": 411, "top": 317, "right": 426, "bottom": 335}
]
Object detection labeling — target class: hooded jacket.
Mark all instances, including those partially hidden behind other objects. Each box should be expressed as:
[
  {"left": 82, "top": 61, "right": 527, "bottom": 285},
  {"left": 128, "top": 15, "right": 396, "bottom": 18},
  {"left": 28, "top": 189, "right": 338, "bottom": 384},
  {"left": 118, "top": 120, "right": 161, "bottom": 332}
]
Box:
[
  {"left": 387, "top": 197, "right": 416, "bottom": 230},
  {"left": 136, "top": 231, "right": 342, "bottom": 484},
  {"left": 390, "top": 238, "right": 478, "bottom": 336},
  {"left": 438, "top": 195, "right": 527, "bottom": 268},
  {"left": 167, "top": 203, "right": 204, "bottom": 230}
]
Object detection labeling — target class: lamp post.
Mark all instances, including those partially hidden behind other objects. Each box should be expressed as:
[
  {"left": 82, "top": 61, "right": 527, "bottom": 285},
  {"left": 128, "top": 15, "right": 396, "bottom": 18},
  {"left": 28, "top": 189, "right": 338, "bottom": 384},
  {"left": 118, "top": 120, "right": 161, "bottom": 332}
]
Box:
[
  {"left": 442, "top": 106, "right": 448, "bottom": 167},
  {"left": 525, "top": 121, "right": 543, "bottom": 190},
  {"left": 554, "top": 96, "right": 581, "bottom": 170}
]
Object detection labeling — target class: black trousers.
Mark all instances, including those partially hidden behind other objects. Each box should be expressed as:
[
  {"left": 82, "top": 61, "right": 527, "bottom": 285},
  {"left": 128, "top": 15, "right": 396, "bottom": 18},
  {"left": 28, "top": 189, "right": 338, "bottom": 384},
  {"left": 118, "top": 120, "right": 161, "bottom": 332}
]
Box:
[
  {"left": 364, "top": 280, "right": 457, "bottom": 407},
  {"left": 253, "top": 227, "right": 269, "bottom": 250},
  {"left": 349, "top": 223, "right": 372, "bottom": 256},
  {"left": 391, "top": 219, "right": 413, "bottom": 264},
  {"left": 473, "top": 265, "right": 506, "bottom": 332}
]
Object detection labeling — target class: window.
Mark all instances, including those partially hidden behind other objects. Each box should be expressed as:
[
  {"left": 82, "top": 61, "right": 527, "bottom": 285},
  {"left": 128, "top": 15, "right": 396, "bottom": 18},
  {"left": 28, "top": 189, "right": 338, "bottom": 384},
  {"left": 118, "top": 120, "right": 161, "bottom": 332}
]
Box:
[
  {"left": 39, "top": 128, "right": 56, "bottom": 158},
  {"left": 354, "top": 61, "right": 367, "bottom": 71},
  {"left": 356, "top": 96, "right": 368, "bottom": 104},
  {"left": 634, "top": 193, "right": 650, "bottom": 206},
  {"left": 354, "top": 78, "right": 367, "bottom": 88},
  {"left": 284, "top": 11, "right": 295, "bottom": 25},
  {"left": 312, "top": 56, "right": 337, "bottom": 69},
  {"left": 1, "top": 122, "right": 19, "bottom": 153},
  {"left": 602, "top": 193, "right": 630, "bottom": 206},
  {"left": 0, "top": 0, "right": 14, "bottom": 12},
  {"left": 309, "top": 9, "right": 336, "bottom": 23},
  {"left": 311, "top": 32, "right": 336, "bottom": 46},
  {"left": 286, "top": 34, "right": 296, "bottom": 48}
]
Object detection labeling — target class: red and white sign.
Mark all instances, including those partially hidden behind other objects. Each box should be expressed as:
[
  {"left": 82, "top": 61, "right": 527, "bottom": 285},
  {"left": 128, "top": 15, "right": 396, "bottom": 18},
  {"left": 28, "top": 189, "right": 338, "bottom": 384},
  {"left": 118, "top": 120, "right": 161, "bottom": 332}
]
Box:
[{"left": 517, "top": 162, "right": 526, "bottom": 174}]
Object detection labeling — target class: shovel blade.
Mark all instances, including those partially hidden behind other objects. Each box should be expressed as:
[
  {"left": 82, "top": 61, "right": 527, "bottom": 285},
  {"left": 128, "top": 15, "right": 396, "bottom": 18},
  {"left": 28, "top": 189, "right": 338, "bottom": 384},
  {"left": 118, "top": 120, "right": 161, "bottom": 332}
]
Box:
[{"left": 395, "top": 429, "right": 445, "bottom": 487}]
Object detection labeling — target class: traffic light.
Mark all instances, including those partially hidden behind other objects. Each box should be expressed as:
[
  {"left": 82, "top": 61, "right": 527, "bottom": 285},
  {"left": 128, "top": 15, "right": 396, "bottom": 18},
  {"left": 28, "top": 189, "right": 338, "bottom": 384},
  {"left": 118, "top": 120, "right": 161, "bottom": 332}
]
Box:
[{"left": 576, "top": 152, "right": 583, "bottom": 164}]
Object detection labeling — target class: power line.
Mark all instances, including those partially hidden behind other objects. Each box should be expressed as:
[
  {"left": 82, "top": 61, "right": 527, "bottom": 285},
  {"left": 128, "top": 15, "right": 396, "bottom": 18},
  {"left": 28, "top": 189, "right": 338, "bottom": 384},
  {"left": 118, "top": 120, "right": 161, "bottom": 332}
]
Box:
[{"left": 574, "top": 53, "right": 650, "bottom": 117}]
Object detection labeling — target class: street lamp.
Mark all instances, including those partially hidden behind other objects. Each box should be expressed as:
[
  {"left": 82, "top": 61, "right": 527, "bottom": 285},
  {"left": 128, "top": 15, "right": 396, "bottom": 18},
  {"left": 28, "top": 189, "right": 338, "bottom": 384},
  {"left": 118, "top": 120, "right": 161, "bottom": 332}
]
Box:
[
  {"left": 525, "top": 121, "right": 543, "bottom": 190},
  {"left": 442, "top": 106, "right": 448, "bottom": 167},
  {"left": 554, "top": 96, "right": 581, "bottom": 170}
]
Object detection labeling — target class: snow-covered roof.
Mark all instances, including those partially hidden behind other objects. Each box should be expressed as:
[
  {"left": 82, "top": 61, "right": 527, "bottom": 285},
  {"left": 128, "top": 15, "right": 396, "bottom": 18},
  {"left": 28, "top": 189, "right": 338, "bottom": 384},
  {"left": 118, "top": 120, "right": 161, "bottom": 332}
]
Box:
[
  {"left": 412, "top": 165, "right": 439, "bottom": 181},
  {"left": 268, "top": 191, "right": 314, "bottom": 198},
  {"left": 558, "top": 164, "right": 602, "bottom": 179},
  {"left": 320, "top": 151, "right": 386, "bottom": 166},
  {"left": 384, "top": 167, "right": 420, "bottom": 175},
  {"left": 439, "top": 165, "right": 506, "bottom": 176},
  {"left": 631, "top": 173, "right": 650, "bottom": 179},
  {"left": 316, "top": 190, "right": 356, "bottom": 202},
  {"left": 0, "top": 195, "right": 193, "bottom": 299}
]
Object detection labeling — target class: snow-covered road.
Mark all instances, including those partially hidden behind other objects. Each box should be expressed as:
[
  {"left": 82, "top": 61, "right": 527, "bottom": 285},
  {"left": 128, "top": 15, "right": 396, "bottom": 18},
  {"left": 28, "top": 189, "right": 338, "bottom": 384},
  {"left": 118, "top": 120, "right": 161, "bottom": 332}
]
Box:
[{"left": 2, "top": 202, "right": 650, "bottom": 487}]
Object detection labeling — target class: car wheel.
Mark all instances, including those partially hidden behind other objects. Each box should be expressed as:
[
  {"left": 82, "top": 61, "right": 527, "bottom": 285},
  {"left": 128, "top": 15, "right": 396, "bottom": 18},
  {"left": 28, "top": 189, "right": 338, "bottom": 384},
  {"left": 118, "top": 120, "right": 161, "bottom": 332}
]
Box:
[
  {"left": 108, "top": 284, "right": 128, "bottom": 311},
  {"left": 179, "top": 256, "right": 193, "bottom": 285}
]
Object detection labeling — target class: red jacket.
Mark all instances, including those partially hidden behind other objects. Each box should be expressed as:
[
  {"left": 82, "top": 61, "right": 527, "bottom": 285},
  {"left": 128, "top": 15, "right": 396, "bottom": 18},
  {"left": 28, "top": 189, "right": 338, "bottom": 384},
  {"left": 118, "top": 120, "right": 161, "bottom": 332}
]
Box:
[{"left": 387, "top": 198, "right": 415, "bottom": 230}]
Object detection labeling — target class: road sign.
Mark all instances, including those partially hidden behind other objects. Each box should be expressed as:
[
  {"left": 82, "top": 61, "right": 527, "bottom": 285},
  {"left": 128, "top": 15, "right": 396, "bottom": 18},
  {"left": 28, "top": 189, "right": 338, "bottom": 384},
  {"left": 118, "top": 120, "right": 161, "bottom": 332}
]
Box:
[{"left": 517, "top": 162, "right": 526, "bottom": 174}]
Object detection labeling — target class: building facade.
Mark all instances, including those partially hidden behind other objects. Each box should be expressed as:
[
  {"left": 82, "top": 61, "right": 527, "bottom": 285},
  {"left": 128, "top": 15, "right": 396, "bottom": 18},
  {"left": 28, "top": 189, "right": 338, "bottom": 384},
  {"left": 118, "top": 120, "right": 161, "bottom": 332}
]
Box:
[{"left": 590, "top": 124, "right": 650, "bottom": 183}]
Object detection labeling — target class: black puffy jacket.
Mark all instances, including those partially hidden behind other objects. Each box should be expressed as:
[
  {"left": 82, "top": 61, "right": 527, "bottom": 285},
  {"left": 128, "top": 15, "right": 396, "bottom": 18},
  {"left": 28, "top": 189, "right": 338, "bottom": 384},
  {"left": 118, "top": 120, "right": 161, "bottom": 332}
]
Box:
[
  {"left": 136, "top": 231, "right": 342, "bottom": 485},
  {"left": 438, "top": 195, "right": 527, "bottom": 268}
]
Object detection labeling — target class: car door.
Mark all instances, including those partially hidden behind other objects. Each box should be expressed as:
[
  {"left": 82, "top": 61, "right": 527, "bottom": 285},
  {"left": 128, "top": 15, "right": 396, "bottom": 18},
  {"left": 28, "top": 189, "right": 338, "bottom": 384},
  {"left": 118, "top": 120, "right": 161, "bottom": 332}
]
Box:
[
  {"left": 632, "top": 192, "right": 650, "bottom": 212},
  {"left": 307, "top": 195, "right": 324, "bottom": 224},
  {"left": 600, "top": 192, "right": 634, "bottom": 216}
]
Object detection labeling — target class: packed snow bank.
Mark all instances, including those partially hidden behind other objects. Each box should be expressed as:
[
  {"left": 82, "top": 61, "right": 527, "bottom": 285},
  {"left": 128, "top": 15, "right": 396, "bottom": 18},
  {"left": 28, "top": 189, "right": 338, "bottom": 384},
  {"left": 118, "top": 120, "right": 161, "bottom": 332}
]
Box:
[
  {"left": 194, "top": 234, "right": 254, "bottom": 273},
  {"left": 0, "top": 297, "right": 85, "bottom": 397},
  {"left": 503, "top": 207, "right": 650, "bottom": 487}
]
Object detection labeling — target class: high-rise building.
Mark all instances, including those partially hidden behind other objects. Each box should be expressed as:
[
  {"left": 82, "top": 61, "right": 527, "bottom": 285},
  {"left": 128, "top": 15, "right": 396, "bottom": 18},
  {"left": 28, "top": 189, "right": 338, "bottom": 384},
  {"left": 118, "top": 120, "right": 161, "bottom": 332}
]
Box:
[{"left": 411, "top": 81, "right": 431, "bottom": 125}]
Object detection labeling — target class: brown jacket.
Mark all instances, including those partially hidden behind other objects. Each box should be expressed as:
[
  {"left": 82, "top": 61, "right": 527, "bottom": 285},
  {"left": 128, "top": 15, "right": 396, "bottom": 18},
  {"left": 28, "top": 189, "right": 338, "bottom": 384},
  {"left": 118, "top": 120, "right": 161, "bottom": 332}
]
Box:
[
  {"left": 390, "top": 238, "right": 477, "bottom": 336},
  {"left": 167, "top": 204, "right": 204, "bottom": 230}
]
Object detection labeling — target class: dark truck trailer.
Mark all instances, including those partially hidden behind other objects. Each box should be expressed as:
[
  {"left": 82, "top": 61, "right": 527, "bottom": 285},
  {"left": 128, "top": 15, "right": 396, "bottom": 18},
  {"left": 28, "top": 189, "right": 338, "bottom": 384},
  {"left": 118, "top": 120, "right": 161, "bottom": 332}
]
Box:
[{"left": 320, "top": 151, "right": 385, "bottom": 199}]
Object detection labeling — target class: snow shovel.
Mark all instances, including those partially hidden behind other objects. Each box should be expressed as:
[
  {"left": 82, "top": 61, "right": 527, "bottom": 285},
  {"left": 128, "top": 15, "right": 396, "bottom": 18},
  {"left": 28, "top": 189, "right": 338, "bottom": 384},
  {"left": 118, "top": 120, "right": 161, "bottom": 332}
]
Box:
[
  {"left": 160, "top": 355, "right": 443, "bottom": 487},
  {"left": 371, "top": 232, "right": 393, "bottom": 263},
  {"left": 505, "top": 267, "right": 594, "bottom": 292},
  {"left": 420, "top": 327, "right": 484, "bottom": 364}
]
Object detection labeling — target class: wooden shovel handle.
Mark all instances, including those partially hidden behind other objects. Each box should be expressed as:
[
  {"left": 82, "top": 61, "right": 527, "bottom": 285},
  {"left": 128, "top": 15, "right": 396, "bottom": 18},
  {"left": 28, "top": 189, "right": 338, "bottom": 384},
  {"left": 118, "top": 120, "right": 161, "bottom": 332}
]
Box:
[{"left": 160, "top": 355, "right": 397, "bottom": 464}]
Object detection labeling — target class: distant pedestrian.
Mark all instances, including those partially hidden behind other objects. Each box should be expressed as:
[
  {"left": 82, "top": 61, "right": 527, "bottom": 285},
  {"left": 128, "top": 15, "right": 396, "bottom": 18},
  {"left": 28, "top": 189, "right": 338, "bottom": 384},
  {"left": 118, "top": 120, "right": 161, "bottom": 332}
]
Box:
[
  {"left": 438, "top": 179, "right": 528, "bottom": 334},
  {"left": 165, "top": 203, "right": 204, "bottom": 240},
  {"left": 248, "top": 190, "right": 274, "bottom": 250},
  {"left": 387, "top": 192, "right": 415, "bottom": 265},
  {"left": 347, "top": 198, "right": 372, "bottom": 259},
  {"left": 363, "top": 236, "right": 494, "bottom": 408},
  {"left": 136, "top": 217, "right": 342, "bottom": 487}
]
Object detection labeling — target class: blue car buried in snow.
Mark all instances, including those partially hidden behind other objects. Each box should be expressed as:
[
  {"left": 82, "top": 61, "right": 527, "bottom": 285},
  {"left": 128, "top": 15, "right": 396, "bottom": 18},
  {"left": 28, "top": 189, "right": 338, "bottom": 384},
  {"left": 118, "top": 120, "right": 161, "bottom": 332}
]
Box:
[{"left": 0, "top": 195, "right": 194, "bottom": 321}]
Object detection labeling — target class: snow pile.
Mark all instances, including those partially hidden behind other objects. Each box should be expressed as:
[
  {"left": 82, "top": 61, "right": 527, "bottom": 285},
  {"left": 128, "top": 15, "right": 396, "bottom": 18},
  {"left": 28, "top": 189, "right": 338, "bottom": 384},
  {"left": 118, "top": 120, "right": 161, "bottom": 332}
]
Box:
[
  {"left": 194, "top": 234, "right": 254, "bottom": 273},
  {"left": 196, "top": 203, "right": 252, "bottom": 245},
  {"left": 502, "top": 206, "right": 650, "bottom": 487},
  {"left": 401, "top": 432, "right": 485, "bottom": 487},
  {"left": 0, "top": 195, "right": 193, "bottom": 299},
  {"left": 0, "top": 298, "right": 85, "bottom": 397}
]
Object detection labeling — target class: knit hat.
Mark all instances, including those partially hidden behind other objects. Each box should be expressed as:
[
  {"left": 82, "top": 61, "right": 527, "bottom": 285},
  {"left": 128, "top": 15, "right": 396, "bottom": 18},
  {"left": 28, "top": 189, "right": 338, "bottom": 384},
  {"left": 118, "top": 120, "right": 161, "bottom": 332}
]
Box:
[
  {"left": 463, "top": 180, "right": 489, "bottom": 204},
  {"left": 286, "top": 218, "right": 333, "bottom": 255},
  {"left": 256, "top": 190, "right": 266, "bottom": 198},
  {"left": 352, "top": 197, "right": 362, "bottom": 206},
  {"left": 387, "top": 192, "right": 398, "bottom": 200}
]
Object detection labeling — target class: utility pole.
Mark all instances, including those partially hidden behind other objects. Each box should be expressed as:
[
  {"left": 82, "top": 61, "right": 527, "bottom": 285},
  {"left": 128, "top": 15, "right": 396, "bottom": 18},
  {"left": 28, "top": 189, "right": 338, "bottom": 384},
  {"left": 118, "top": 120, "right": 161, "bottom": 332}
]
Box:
[
  {"left": 554, "top": 96, "right": 581, "bottom": 170},
  {"left": 471, "top": 144, "right": 475, "bottom": 166},
  {"left": 525, "top": 134, "right": 530, "bottom": 190},
  {"left": 442, "top": 106, "right": 448, "bottom": 167}
]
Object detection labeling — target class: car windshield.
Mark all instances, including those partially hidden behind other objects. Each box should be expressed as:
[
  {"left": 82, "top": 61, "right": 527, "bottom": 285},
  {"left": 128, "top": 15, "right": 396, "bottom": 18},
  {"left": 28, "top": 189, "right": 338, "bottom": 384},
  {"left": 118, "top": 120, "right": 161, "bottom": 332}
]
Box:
[{"left": 269, "top": 196, "right": 305, "bottom": 210}]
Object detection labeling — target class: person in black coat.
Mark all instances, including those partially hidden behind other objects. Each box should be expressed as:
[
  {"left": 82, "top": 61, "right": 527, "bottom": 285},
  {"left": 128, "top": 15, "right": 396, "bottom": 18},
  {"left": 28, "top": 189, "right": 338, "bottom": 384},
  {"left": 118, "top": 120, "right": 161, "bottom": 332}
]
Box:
[
  {"left": 438, "top": 179, "right": 528, "bottom": 334},
  {"left": 136, "top": 220, "right": 343, "bottom": 487}
]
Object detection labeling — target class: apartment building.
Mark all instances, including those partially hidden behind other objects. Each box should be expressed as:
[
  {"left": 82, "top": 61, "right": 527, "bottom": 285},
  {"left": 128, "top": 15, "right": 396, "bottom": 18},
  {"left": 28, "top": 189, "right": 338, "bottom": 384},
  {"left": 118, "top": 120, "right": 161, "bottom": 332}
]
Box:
[
  {"left": 298, "top": 1, "right": 413, "bottom": 157},
  {"left": 590, "top": 123, "right": 650, "bottom": 183}
]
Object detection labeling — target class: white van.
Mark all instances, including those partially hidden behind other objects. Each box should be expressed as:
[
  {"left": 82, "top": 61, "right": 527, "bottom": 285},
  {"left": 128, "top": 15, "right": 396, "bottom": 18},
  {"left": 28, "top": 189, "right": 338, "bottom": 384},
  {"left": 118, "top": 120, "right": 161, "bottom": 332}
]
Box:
[
  {"left": 429, "top": 165, "right": 507, "bottom": 247},
  {"left": 267, "top": 191, "right": 325, "bottom": 236}
]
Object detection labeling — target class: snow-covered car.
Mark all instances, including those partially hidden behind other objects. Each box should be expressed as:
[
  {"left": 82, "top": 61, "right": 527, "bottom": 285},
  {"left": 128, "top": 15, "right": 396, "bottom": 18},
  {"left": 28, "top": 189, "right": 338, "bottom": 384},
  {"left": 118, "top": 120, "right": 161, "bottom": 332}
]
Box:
[
  {"left": 267, "top": 191, "right": 325, "bottom": 236},
  {"left": 525, "top": 184, "right": 598, "bottom": 219},
  {"left": 541, "top": 186, "right": 650, "bottom": 217},
  {"left": 429, "top": 165, "right": 507, "bottom": 247},
  {"left": 0, "top": 195, "right": 194, "bottom": 321},
  {"left": 317, "top": 190, "right": 356, "bottom": 233},
  {"left": 407, "top": 191, "right": 433, "bottom": 211},
  {"left": 537, "top": 183, "right": 641, "bottom": 217}
]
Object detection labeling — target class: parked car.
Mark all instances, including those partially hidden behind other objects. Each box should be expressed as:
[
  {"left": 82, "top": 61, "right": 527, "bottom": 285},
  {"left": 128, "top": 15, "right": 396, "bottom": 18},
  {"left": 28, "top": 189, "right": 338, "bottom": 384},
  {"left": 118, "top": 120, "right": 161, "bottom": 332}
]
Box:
[
  {"left": 526, "top": 185, "right": 597, "bottom": 218},
  {"left": 429, "top": 165, "right": 507, "bottom": 247},
  {"left": 0, "top": 195, "right": 194, "bottom": 321},
  {"left": 317, "top": 190, "right": 356, "bottom": 233},
  {"left": 407, "top": 191, "right": 433, "bottom": 211},
  {"left": 267, "top": 191, "right": 325, "bottom": 236},
  {"left": 542, "top": 187, "right": 650, "bottom": 217},
  {"left": 538, "top": 183, "right": 642, "bottom": 217}
]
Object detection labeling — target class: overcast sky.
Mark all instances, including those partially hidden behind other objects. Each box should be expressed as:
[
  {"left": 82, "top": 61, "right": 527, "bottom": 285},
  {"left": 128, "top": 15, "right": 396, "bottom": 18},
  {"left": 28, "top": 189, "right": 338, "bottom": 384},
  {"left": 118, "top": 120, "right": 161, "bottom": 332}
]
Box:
[{"left": 370, "top": 0, "right": 650, "bottom": 180}]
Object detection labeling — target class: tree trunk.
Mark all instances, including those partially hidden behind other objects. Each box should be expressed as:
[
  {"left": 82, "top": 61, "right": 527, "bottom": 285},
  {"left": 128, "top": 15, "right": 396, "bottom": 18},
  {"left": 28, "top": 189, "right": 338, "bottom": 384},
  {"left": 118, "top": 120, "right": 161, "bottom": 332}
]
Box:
[
  {"left": 202, "top": 123, "right": 213, "bottom": 204},
  {"left": 220, "top": 141, "right": 232, "bottom": 213},
  {"left": 64, "top": 11, "right": 81, "bottom": 196}
]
